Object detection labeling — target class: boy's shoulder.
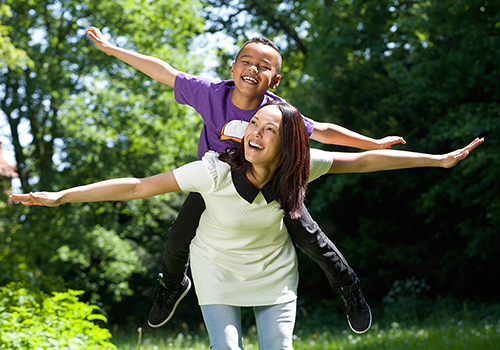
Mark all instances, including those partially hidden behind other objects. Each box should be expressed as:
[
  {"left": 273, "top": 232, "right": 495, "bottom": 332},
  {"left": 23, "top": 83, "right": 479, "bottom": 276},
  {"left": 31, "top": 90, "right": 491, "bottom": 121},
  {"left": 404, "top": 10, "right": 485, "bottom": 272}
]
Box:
[
  {"left": 178, "top": 72, "right": 234, "bottom": 89},
  {"left": 263, "top": 89, "right": 284, "bottom": 102},
  {"left": 178, "top": 73, "right": 284, "bottom": 100}
]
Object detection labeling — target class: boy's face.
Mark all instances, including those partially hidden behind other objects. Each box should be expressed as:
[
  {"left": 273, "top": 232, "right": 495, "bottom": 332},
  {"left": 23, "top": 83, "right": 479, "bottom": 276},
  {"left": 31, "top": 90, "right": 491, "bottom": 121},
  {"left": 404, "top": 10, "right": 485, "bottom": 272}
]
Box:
[{"left": 231, "top": 43, "right": 281, "bottom": 98}]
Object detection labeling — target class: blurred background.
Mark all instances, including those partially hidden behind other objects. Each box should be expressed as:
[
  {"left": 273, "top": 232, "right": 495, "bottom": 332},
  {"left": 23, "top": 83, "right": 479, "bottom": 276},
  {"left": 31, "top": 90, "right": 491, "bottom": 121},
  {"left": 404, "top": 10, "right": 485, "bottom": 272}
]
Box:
[{"left": 1, "top": 0, "right": 498, "bottom": 337}]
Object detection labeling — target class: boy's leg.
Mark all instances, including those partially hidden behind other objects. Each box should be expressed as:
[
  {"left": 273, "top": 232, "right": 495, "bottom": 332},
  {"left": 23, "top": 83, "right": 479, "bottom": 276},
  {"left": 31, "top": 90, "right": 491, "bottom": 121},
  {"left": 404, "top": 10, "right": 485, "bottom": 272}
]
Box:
[
  {"left": 148, "top": 192, "right": 206, "bottom": 328},
  {"left": 284, "top": 205, "right": 372, "bottom": 334}
]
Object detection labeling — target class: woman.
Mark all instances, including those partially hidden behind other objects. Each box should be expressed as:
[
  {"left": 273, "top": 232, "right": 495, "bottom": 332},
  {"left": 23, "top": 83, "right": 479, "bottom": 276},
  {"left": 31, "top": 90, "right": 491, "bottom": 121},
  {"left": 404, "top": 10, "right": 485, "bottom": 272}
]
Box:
[{"left": 11, "top": 101, "right": 483, "bottom": 349}]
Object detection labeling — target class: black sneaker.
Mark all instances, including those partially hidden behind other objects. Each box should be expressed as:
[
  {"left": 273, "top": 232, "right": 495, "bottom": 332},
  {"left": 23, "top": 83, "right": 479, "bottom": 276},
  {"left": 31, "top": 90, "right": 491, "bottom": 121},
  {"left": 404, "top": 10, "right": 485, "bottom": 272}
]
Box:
[
  {"left": 148, "top": 273, "right": 191, "bottom": 328},
  {"left": 339, "top": 278, "right": 372, "bottom": 334}
]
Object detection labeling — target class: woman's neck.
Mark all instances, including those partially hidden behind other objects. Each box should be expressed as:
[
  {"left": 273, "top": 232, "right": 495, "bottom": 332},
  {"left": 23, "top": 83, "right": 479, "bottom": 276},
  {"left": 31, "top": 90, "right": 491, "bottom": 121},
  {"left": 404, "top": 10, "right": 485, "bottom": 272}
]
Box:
[{"left": 246, "top": 165, "right": 277, "bottom": 189}]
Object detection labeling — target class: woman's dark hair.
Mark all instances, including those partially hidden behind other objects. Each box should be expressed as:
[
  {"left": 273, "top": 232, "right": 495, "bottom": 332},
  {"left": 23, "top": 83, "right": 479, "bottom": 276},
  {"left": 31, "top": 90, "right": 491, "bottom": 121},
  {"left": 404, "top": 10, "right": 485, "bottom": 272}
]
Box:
[{"left": 219, "top": 101, "right": 310, "bottom": 219}]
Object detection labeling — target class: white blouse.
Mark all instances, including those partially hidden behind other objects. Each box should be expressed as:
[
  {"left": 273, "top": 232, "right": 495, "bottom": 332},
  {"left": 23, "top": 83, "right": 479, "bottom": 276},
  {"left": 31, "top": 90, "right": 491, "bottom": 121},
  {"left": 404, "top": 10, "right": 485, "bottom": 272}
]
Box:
[{"left": 173, "top": 149, "right": 333, "bottom": 306}]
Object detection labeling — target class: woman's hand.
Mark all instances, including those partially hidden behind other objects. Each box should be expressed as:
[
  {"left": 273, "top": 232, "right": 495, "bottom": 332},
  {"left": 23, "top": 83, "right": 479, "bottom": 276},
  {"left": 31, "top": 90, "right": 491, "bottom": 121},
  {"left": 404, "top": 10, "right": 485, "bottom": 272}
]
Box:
[
  {"left": 440, "top": 137, "right": 484, "bottom": 168},
  {"left": 10, "top": 192, "right": 62, "bottom": 207}
]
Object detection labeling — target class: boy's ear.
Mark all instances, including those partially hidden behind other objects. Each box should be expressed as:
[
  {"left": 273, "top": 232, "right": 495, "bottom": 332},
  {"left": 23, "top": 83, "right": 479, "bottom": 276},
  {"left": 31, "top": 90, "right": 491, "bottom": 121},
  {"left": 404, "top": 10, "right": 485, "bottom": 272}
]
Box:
[
  {"left": 230, "top": 62, "right": 235, "bottom": 78},
  {"left": 270, "top": 74, "right": 281, "bottom": 89}
]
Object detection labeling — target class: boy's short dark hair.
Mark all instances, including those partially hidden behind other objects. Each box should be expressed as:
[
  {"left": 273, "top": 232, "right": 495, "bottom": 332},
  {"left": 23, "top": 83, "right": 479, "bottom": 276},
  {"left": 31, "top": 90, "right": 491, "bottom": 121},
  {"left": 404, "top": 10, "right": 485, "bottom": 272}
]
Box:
[{"left": 236, "top": 37, "right": 282, "bottom": 74}]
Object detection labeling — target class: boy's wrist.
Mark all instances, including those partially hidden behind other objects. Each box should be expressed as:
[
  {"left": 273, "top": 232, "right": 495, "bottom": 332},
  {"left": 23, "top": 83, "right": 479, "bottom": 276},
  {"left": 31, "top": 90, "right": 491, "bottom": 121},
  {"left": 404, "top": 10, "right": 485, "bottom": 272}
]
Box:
[{"left": 104, "top": 44, "right": 119, "bottom": 56}]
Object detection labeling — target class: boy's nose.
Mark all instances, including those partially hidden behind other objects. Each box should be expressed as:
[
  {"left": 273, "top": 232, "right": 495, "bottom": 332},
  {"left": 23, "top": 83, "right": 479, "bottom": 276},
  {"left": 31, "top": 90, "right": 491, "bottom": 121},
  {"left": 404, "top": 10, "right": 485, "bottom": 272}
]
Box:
[{"left": 248, "top": 65, "right": 258, "bottom": 74}]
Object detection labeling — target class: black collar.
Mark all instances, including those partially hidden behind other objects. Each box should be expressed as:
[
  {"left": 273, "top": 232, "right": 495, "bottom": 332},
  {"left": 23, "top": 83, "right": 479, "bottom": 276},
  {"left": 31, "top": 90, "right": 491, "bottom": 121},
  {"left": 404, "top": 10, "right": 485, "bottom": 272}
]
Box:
[{"left": 231, "top": 170, "right": 276, "bottom": 204}]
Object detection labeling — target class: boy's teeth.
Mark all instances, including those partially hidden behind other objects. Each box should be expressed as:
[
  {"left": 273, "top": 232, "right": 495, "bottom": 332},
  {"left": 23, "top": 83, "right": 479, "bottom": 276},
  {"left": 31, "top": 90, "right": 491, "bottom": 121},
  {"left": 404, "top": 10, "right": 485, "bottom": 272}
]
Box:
[{"left": 243, "top": 76, "right": 258, "bottom": 84}]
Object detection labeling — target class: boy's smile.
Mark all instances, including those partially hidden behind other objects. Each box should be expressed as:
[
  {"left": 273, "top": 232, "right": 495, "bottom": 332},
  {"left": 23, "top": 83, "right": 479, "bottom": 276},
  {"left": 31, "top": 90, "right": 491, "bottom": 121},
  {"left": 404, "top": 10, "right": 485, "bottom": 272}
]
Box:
[{"left": 230, "top": 43, "right": 281, "bottom": 109}]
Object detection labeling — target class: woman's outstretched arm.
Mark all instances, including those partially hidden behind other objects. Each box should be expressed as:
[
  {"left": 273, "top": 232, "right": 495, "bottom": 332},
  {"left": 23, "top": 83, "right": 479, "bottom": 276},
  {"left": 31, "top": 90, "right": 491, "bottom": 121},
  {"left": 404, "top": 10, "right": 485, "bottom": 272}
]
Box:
[
  {"left": 10, "top": 171, "right": 181, "bottom": 207},
  {"left": 328, "top": 138, "right": 484, "bottom": 174}
]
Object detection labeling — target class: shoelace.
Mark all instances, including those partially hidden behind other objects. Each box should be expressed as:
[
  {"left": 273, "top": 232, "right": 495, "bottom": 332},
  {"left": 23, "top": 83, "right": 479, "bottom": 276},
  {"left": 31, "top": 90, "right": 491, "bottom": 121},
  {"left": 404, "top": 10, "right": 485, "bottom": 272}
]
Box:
[
  {"left": 348, "top": 292, "right": 369, "bottom": 314},
  {"left": 347, "top": 290, "right": 366, "bottom": 312},
  {"left": 149, "top": 284, "right": 167, "bottom": 302}
]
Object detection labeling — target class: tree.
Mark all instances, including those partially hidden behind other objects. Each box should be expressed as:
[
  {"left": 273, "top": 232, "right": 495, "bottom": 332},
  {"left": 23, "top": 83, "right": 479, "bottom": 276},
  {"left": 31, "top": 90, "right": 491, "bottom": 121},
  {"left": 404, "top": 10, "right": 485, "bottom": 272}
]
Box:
[
  {"left": 0, "top": 4, "right": 33, "bottom": 72},
  {"left": 1, "top": 0, "right": 205, "bottom": 319},
  {"left": 201, "top": 0, "right": 499, "bottom": 303}
]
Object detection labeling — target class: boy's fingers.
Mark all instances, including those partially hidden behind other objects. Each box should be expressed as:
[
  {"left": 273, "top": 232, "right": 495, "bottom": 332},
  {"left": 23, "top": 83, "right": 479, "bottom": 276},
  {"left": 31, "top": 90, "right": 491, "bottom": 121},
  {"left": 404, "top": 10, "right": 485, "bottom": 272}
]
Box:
[{"left": 389, "top": 136, "right": 406, "bottom": 145}]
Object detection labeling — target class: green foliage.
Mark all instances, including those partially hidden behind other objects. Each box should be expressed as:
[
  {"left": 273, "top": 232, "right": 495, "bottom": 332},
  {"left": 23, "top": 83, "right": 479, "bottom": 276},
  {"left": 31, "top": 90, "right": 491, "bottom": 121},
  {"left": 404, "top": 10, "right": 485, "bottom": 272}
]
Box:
[
  {"left": 1, "top": 0, "right": 204, "bottom": 324},
  {"left": 381, "top": 277, "right": 434, "bottom": 322},
  {"left": 0, "top": 4, "right": 33, "bottom": 71},
  {"left": 0, "top": 282, "right": 116, "bottom": 350},
  {"left": 205, "top": 0, "right": 500, "bottom": 305},
  {"left": 1, "top": 0, "right": 204, "bottom": 191},
  {"left": 2, "top": 0, "right": 498, "bottom": 330}
]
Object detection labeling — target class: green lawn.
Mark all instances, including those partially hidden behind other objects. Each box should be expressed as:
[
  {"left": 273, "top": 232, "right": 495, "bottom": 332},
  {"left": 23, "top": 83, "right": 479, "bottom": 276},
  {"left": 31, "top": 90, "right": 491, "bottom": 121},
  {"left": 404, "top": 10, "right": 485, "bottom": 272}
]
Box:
[{"left": 111, "top": 312, "right": 500, "bottom": 349}]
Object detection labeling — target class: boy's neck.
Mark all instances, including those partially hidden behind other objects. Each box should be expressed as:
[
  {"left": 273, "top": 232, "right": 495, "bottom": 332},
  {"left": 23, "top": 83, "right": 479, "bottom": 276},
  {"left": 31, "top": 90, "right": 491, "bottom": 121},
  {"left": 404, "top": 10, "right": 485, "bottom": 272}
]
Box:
[{"left": 231, "top": 89, "right": 265, "bottom": 111}]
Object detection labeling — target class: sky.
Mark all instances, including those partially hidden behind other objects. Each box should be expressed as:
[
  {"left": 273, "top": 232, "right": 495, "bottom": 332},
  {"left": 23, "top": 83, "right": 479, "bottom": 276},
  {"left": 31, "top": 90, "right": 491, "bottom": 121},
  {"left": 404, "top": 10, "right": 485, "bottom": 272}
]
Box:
[{"left": 0, "top": 113, "right": 19, "bottom": 166}]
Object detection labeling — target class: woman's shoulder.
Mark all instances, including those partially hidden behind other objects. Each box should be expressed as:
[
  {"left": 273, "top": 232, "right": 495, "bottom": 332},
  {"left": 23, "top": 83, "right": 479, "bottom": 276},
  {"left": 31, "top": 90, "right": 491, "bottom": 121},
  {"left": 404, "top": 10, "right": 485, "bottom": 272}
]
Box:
[
  {"left": 309, "top": 148, "right": 333, "bottom": 182},
  {"left": 201, "top": 151, "right": 232, "bottom": 181},
  {"left": 202, "top": 151, "right": 226, "bottom": 166}
]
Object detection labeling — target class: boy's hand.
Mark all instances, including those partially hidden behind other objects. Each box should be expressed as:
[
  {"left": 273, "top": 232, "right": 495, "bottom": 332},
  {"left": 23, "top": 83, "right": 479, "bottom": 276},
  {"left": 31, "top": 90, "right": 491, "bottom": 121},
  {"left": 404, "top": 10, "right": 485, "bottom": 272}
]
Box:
[
  {"left": 440, "top": 137, "right": 484, "bottom": 168},
  {"left": 86, "top": 27, "right": 115, "bottom": 55},
  {"left": 376, "top": 136, "right": 407, "bottom": 149}
]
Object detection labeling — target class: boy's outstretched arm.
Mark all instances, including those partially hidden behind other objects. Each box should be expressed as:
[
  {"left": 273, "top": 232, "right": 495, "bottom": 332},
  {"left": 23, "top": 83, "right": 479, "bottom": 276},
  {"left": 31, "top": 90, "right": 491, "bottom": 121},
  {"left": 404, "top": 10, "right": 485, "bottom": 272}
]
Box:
[
  {"left": 86, "top": 27, "right": 179, "bottom": 88},
  {"left": 311, "top": 121, "right": 406, "bottom": 150}
]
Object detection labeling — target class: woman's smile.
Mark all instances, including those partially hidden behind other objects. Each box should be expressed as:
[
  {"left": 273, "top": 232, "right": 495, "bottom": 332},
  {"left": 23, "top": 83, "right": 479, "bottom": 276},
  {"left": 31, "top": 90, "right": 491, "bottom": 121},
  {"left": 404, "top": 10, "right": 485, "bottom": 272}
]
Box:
[
  {"left": 244, "top": 105, "right": 282, "bottom": 170},
  {"left": 248, "top": 140, "right": 264, "bottom": 150}
]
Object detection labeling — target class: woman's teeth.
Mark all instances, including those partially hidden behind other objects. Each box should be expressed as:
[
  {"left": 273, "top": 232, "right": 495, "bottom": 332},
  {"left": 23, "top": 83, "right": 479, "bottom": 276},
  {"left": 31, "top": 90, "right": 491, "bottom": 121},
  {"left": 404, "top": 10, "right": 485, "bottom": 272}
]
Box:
[{"left": 249, "top": 141, "right": 263, "bottom": 149}]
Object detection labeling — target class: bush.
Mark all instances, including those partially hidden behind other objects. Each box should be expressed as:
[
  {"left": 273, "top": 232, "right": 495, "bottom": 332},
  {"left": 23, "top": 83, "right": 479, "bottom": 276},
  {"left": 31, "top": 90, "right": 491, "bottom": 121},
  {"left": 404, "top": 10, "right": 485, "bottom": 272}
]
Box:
[
  {"left": 0, "top": 282, "right": 116, "bottom": 350},
  {"left": 382, "top": 277, "right": 433, "bottom": 323}
]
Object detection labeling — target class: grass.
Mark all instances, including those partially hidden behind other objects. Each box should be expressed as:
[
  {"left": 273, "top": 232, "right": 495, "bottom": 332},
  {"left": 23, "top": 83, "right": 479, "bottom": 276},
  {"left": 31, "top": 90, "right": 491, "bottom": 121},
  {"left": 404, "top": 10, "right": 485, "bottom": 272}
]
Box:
[
  {"left": 111, "top": 300, "right": 500, "bottom": 349},
  {"left": 291, "top": 320, "right": 500, "bottom": 349},
  {"left": 111, "top": 318, "right": 500, "bottom": 350}
]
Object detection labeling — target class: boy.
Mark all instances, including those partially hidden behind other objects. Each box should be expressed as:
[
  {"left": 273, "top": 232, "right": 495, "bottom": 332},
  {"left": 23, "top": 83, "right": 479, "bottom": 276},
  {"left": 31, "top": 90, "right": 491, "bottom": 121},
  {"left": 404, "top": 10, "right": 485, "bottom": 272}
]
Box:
[{"left": 86, "top": 27, "right": 405, "bottom": 334}]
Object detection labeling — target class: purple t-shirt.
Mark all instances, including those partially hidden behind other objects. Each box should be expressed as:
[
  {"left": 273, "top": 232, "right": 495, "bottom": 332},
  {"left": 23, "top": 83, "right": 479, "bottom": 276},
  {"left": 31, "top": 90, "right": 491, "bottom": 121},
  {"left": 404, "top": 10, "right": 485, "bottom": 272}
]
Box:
[{"left": 174, "top": 72, "right": 315, "bottom": 160}]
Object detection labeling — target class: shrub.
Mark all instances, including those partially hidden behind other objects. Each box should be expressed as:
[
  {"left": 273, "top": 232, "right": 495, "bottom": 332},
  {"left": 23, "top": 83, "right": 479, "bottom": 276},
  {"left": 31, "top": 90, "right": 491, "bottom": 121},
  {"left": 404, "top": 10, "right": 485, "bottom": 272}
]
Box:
[{"left": 0, "top": 282, "right": 116, "bottom": 350}]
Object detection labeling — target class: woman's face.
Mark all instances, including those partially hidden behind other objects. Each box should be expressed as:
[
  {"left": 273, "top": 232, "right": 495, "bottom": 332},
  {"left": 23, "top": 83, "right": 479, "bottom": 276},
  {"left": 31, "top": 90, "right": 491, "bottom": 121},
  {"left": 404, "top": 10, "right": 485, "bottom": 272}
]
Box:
[{"left": 244, "top": 105, "right": 283, "bottom": 170}]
